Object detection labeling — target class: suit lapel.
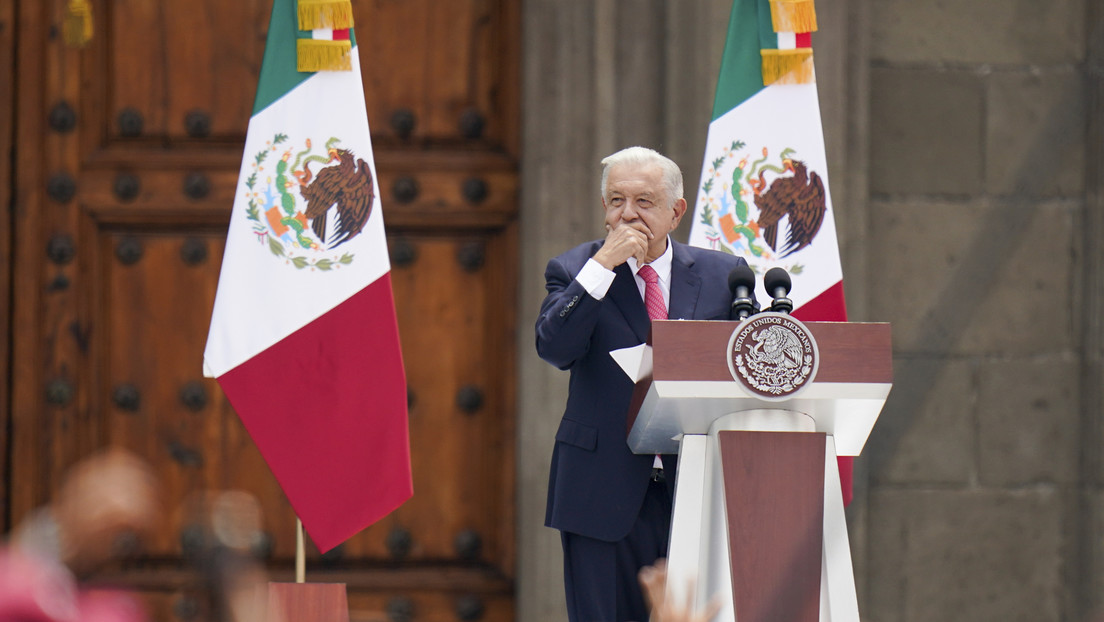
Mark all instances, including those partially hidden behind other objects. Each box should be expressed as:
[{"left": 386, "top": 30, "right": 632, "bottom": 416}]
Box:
[
  {"left": 668, "top": 242, "right": 702, "bottom": 320},
  {"left": 608, "top": 263, "right": 650, "bottom": 343}
]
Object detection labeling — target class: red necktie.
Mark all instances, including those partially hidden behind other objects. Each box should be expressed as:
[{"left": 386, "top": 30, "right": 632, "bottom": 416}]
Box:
[
  {"left": 639, "top": 264, "right": 669, "bottom": 471},
  {"left": 637, "top": 264, "right": 667, "bottom": 320}
]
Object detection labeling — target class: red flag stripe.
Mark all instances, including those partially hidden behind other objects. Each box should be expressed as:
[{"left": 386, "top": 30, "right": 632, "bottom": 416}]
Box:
[
  {"left": 217, "top": 274, "right": 411, "bottom": 552},
  {"left": 792, "top": 279, "right": 847, "bottom": 323}
]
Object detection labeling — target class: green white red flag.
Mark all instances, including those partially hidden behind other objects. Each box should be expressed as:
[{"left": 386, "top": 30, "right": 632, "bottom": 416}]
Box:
[
  {"left": 203, "top": 0, "right": 411, "bottom": 552},
  {"left": 688, "top": 0, "right": 853, "bottom": 503}
]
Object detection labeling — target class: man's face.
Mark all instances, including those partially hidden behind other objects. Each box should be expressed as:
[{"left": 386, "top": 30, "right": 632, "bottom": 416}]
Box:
[{"left": 603, "top": 163, "right": 686, "bottom": 260}]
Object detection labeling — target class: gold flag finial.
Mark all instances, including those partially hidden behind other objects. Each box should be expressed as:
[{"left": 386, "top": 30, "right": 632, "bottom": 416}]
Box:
[
  {"left": 761, "top": 49, "right": 815, "bottom": 85},
  {"left": 64, "top": 0, "right": 94, "bottom": 47},
  {"left": 297, "top": 39, "right": 353, "bottom": 72},
  {"left": 769, "top": 0, "right": 817, "bottom": 34},
  {"left": 298, "top": 0, "right": 354, "bottom": 31}
]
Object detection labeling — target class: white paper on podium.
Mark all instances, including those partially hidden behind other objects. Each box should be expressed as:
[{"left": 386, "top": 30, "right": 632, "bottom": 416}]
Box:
[{"left": 610, "top": 344, "right": 653, "bottom": 382}]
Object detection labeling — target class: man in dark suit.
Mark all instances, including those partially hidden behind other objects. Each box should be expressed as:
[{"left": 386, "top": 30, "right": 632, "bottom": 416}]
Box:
[{"left": 535, "top": 147, "right": 751, "bottom": 622}]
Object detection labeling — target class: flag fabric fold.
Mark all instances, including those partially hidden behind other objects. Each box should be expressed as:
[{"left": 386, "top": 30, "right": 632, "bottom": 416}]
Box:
[
  {"left": 204, "top": 0, "right": 411, "bottom": 552},
  {"left": 689, "top": 0, "right": 853, "bottom": 504}
]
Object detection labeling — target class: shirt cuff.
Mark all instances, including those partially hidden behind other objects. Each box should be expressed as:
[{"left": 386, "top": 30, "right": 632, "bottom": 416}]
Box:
[{"left": 575, "top": 258, "right": 616, "bottom": 300}]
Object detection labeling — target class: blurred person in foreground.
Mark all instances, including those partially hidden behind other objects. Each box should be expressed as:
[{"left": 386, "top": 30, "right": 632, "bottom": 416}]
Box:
[
  {"left": 0, "top": 448, "right": 158, "bottom": 622},
  {"left": 1, "top": 450, "right": 274, "bottom": 622},
  {"left": 179, "top": 490, "right": 272, "bottom": 622},
  {"left": 639, "top": 561, "right": 720, "bottom": 622}
]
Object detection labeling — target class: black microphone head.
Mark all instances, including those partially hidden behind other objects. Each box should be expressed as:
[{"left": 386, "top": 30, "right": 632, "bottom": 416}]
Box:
[
  {"left": 764, "top": 267, "right": 792, "bottom": 296},
  {"left": 727, "top": 264, "right": 756, "bottom": 293}
]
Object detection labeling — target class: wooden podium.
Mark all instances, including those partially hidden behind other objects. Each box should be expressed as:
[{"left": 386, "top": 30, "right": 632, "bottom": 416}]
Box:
[
  {"left": 267, "top": 582, "right": 349, "bottom": 622},
  {"left": 625, "top": 319, "right": 892, "bottom": 622}
]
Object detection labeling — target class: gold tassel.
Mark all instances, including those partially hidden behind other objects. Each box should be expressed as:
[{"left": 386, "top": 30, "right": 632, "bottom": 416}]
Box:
[
  {"left": 770, "top": 0, "right": 817, "bottom": 33},
  {"left": 297, "top": 39, "right": 353, "bottom": 72},
  {"left": 761, "top": 49, "right": 815, "bottom": 85},
  {"left": 64, "top": 0, "right": 94, "bottom": 47},
  {"left": 298, "top": 0, "right": 354, "bottom": 31}
]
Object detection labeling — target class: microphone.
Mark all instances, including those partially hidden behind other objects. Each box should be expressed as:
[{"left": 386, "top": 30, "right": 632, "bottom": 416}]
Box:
[
  {"left": 727, "top": 265, "right": 757, "bottom": 320},
  {"left": 764, "top": 267, "right": 793, "bottom": 314}
]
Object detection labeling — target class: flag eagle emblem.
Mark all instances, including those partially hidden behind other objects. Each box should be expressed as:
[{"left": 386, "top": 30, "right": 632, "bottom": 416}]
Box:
[
  {"left": 697, "top": 142, "right": 827, "bottom": 271},
  {"left": 244, "top": 134, "right": 375, "bottom": 270}
]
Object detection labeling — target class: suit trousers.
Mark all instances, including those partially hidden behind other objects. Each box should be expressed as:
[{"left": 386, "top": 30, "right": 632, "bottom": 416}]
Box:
[{"left": 560, "top": 477, "right": 673, "bottom": 622}]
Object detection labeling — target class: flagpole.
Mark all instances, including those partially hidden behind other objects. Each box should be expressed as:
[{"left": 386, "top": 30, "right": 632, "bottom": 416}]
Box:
[{"left": 296, "top": 518, "right": 306, "bottom": 583}]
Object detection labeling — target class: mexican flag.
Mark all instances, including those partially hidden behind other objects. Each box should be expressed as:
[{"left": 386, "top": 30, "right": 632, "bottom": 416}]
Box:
[
  {"left": 203, "top": 0, "right": 411, "bottom": 552},
  {"left": 688, "top": 0, "right": 852, "bottom": 504}
]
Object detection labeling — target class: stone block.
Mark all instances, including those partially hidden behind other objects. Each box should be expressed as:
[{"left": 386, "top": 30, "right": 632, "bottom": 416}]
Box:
[
  {"left": 870, "top": 68, "right": 984, "bottom": 196},
  {"left": 977, "top": 358, "right": 1080, "bottom": 485},
  {"left": 987, "top": 70, "right": 1087, "bottom": 198},
  {"left": 611, "top": 0, "right": 665, "bottom": 147},
  {"left": 515, "top": 355, "right": 570, "bottom": 622},
  {"left": 1091, "top": 492, "right": 1104, "bottom": 616},
  {"left": 866, "top": 489, "right": 1066, "bottom": 622},
  {"left": 868, "top": 198, "right": 1076, "bottom": 356},
  {"left": 1097, "top": 362, "right": 1104, "bottom": 485},
  {"left": 871, "top": 0, "right": 1085, "bottom": 65},
  {"left": 867, "top": 358, "right": 976, "bottom": 486}
]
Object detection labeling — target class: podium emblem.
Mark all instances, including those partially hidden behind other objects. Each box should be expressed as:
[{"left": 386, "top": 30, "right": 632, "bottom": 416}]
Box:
[{"left": 727, "top": 312, "right": 819, "bottom": 400}]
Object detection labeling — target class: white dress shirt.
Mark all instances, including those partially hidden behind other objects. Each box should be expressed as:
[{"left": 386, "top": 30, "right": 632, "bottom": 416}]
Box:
[{"left": 574, "top": 237, "right": 674, "bottom": 310}]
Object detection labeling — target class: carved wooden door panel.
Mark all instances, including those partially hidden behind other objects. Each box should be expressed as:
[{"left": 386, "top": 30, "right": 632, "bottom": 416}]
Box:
[{"left": 8, "top": 1, "right": 518, "bottom": 620}]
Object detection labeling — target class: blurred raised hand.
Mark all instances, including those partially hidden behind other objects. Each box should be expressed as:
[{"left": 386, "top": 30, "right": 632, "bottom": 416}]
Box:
[{"left": 639, "top": 560, "right": 721, "bottom": 622}]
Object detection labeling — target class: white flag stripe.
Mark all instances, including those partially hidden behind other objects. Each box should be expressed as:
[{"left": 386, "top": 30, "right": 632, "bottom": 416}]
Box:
[
  {"left": 204, "top": 54, "right": 391, "bottom": 378},
  {"left": 689, "top": 83, "right": 842, "bottom": 310},
  {"left": 776, "top": 32, "right": 796, "bottom": 49}
]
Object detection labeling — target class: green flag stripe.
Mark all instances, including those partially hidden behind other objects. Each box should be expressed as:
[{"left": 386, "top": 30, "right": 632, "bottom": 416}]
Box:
[
  {"left": 253, "top": 0, "right": 359, "bottom": 116},
  {"left": 757, "top": 0, "right": 780, "bottom": 51},
  {"left": 711, "top": 0, "right": 767, "bottom": 121}
]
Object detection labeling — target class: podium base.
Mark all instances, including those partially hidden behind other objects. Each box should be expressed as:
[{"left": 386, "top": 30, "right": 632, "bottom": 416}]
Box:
[{"left": 267, "top": 582, "right": 349, "bottom": 622}]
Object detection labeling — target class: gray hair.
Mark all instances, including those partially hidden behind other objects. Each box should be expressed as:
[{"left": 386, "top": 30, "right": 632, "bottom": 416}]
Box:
[{"left": 600, "top": 146, "right": 684, "bottom": 207}]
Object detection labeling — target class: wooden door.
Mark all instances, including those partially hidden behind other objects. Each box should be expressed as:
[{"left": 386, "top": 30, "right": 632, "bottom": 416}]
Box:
[
  {"left": 0, "top": 0, "right": 14, "bottom": 534},
  {"left": 7, "top": 1, "right": 518, "bottom": 620}
]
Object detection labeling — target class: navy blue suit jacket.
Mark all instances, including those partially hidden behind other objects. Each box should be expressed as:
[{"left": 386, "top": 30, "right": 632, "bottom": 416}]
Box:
[{"left": 536, "top": 239, "right": 749, "bottom": 541}]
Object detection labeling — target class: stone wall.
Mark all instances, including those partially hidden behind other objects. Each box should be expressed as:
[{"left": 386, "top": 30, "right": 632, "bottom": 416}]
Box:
[
  {"left": 864, "top": 0, "right": 1100, "bottom": 620},
  {"left": 517, "top": 1, "right": 1104, "bottom": 620}
]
